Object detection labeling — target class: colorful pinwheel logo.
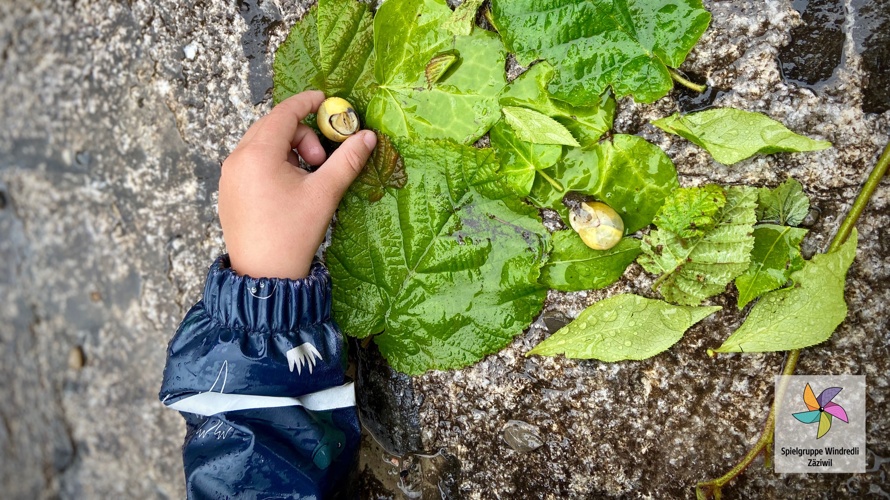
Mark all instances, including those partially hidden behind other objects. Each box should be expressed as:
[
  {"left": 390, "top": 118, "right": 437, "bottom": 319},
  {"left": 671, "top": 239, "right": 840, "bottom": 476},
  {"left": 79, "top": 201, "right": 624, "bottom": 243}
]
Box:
[{"left": 792, "top": 383, "right": 849, "bottom": 439}]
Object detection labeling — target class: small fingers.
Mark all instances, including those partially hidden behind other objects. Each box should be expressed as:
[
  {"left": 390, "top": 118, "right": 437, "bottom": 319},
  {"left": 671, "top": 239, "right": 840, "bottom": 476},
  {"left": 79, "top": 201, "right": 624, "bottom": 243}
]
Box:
[
  {"left": 307, "top": 130, "right": 378, "bottom": 206},
  {"left": 292, "top": 124, "right": 327, "bottom": 166},
  {"left": 240, "top": 90, "right": 326, "bottom": 152}
]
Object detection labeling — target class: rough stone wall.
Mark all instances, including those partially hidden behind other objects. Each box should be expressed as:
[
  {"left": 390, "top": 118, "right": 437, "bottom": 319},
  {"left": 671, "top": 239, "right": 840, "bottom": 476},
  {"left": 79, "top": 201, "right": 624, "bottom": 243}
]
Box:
[{"left": 0, "top": 0, "right": 887, "bottom": 498}]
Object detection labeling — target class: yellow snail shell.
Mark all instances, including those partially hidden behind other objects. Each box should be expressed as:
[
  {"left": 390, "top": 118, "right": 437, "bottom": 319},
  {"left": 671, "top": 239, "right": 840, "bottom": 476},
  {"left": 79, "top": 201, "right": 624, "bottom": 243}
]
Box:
[
  {"left": 568, "top": 201, "right": 624, "bottom": 250},
  {"left": 317, "top": 97, "right": 360, "bottom": 142}
]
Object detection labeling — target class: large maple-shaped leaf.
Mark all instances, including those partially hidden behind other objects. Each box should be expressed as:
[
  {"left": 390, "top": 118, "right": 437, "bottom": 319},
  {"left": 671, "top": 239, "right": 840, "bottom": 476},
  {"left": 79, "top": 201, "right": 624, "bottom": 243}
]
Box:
[
  {"left": 327, "top": 139, "right": 549, "bottom": 374},
  {"left": 354, "top": 133, "right": 407, "bottom": 203},
  {"left": 490, "top": 0, "right": 711, "bottom": 105},
  {"left": 366, "top": 0, "right": 506, "bottom": 145},
  {"left": 715, "top": 230, "right": 857, "bottom": 353},
  {"left": 272, "top": 0, "right": 376, "bottom": 109},
  {"left": 639, "top": 186, "right": 757, "bottom": 306}
]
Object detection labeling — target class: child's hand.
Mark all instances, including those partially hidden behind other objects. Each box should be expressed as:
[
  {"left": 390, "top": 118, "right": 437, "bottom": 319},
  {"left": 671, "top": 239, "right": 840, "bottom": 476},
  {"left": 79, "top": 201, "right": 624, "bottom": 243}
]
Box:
[{"left": 218, "top": 91, "right": 377, "bottom": 280}]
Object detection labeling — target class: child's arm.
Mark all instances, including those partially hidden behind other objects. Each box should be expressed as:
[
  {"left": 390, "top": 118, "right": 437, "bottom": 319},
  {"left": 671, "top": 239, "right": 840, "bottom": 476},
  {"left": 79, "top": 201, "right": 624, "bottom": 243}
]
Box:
[{"left": 159, "top": 91, "right": 376, "bottom": 499}]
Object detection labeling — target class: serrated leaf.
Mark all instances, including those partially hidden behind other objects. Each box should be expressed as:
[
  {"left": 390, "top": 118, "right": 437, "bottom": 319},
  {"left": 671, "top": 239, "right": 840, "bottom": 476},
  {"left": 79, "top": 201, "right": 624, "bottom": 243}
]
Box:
[
  {"left": 502, "top": 106, "right": 581, "bottom": 147},
  {"left": 639, "top": 186, "right": 757, "bottom": 306},
  {"left": 652, "top": 185, "right": 726, "bottom": 239},
  {"left": 652, "top": 109, "right": 832, "bottom": 165},
  {"left": 528, "top": 294, "right": 720, "bottom": 361},
  {"left": 715, "top": 230, "right": 857, "bottom": 353},
  {"left": 425, "top": 50, "right": 461, "bottom": 86},
  {"left": 490, "top": 0, "right": 711, "bottom": 104},
  {"left": 735, "top": 224, "right": 807, "bottom": 308},
  {"left": 443, "top": 0, "right": 485, "bottom": 36},
  {"left": 529, "top": 134, "right": 679, "bottom": 232},
  {"left": 366, "top": 0, "right": 506, "bottom": 145},
  {"left": 500, "top": 62, "right": 615, "bottom": 148},
  {"left": 541, "top": 231, "right": 641, "bottom": 292},
  {"left": 757, "top": 178, "right": 810, "bottom": 226},
  {"left": 355, "top": 133, "right": 406, "bottom": 202},
  {"left": 273, "top": 0, "right": 376, "bottom": 109},
  {"left": 489, "top": 120, "right": 563, "bottom": 196},
  {"left": 327, "top": 139, "right": 549, "bottom": 375}
]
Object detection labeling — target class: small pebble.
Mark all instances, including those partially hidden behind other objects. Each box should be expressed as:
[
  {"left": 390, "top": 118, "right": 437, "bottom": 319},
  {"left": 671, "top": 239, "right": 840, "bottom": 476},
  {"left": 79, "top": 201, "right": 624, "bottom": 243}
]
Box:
[
  {"left": 502, "top": 420, "right": 544, "bottom": 453},
  {"left": 68, "top": 346, "right": 85, "bottom": 370}
]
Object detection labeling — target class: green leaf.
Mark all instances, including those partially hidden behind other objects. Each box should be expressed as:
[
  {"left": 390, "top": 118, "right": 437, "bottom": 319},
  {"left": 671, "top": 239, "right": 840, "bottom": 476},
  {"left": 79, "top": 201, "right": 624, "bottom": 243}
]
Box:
[
  {"left": 443, "top": 0, "right": 485, "bottom": 36},
  {"left": 355, "top": 133, "right": 407, "bottom": 203},
  {"left": 502, "top": 106, "right": 581, "bottom": 147},
  {"left": 715, "top": 230, "right": 857, "bottom": 353},
  {"left": 490, "top": 0, "right": 711, "bottom": 104},
  {"left": 735, "top": 224, "right": 807, "bottom": 308},
  {"left": 366, "top": 0, "right": 506, "bottom": 145},
  {"left": 489, "top": 120, "right": 563, "bottom": 196},
  {"left": 541, "top": 231, "right": 641, "bottom": 292},
  {"left": 528, "top": 294, "right": 720, "bottom": 361},
  {"left": 327, "top": 139, "right": 549, "bottom": 374},
  {"left": 639, "top": 186, "right": 757, "bottom": 306},
  {"left": 652, "top": 109, "right": 833, "bottom": 165},
  {"left": 273, "top": 0, "right": 376, "bottom": 109},
  {"left": 757, "top": 178, "right": 810, "bottom": 226},
  {"left": 500, "top": 62, "right": 615, "bottom": 148},
  {"left": 529, "top": 134, "right": 679, "bottom": 232},
  {"left": 424, "top": 50, "right": 461, "bottom": 86},
  {"left": 652, "top": 184, "right": 726, "bottom": 239}
]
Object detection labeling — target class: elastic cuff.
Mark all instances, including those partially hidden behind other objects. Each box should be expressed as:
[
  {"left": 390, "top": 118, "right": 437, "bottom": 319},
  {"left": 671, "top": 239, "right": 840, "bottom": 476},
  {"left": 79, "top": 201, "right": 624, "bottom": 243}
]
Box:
[{"left": 201, "top": 255, "right": 332, "bottom": 332}]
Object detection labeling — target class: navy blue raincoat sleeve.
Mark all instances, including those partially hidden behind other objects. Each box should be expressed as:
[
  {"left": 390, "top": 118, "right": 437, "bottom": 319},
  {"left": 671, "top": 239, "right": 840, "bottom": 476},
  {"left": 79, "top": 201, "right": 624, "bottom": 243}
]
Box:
[{"left": 159, "top": 255, "right": 360, "bottom": 499}]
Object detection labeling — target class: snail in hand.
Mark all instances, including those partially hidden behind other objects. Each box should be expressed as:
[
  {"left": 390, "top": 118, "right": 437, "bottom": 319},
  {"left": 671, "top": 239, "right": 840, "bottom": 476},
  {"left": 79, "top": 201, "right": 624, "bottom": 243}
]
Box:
[
  {"left": 568, "top": 200, "right": 624, "bottom": 251},
  {"left": 317, "top": 97, "right": 360, "bottom": 142}
]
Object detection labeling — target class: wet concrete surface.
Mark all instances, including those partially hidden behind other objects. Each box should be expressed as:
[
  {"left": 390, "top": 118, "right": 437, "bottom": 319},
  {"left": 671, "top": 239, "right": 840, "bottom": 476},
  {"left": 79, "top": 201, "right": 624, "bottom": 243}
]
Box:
[{"left": 1, "top": 0, "right": 889, "bottom": 498}]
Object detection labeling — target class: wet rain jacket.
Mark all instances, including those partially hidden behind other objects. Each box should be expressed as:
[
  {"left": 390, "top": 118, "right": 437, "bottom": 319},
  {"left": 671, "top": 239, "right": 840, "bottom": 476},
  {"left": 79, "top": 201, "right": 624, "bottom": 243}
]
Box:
[{"left": 159, "top": 256, "right": 360, "bottom": 499}]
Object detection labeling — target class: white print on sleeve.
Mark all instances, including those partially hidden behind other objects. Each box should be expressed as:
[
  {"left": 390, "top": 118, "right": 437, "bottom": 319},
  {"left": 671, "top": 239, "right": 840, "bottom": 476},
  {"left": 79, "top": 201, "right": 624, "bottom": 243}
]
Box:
[{"left": 286, "top": 342, "right": 323, "bottom": 375}]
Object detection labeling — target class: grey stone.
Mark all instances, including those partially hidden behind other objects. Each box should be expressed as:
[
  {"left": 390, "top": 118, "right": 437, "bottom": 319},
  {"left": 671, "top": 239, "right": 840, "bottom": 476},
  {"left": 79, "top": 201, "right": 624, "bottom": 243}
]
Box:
[{"left": 0, "top": 0, "right": 888, "bottom": 499}]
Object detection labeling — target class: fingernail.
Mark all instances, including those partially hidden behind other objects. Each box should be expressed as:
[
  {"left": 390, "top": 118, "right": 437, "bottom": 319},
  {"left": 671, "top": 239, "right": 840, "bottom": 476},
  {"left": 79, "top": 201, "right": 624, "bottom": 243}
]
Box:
[{"left": 362, "top": 130, "right": 377, "bottom": 150}]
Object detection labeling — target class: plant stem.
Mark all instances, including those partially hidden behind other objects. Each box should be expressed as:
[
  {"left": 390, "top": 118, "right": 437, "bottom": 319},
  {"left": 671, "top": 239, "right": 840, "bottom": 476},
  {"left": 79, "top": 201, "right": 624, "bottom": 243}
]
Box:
[
  {"left": 696, "top": 139, "right": 890, "bottom": 499},
  {"left": 538, "top": 170, "right": 564, "bottom": 192},
  {"left": 669, "top": 68, "right": 707, "bottom": 93}
]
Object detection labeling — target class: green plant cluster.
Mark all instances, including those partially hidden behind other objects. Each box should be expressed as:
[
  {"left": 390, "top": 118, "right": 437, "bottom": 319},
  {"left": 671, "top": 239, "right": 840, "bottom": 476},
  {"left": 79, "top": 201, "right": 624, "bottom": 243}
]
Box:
[{"left": 273, "top": 0, "right": 844, "bottom": 373}]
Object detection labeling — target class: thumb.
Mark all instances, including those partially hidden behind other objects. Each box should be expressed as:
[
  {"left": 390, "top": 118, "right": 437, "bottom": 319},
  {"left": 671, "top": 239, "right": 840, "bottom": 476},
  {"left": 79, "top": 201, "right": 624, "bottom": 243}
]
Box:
[{"left": 309, "top": 130, "right": 377, "bottom": 202}]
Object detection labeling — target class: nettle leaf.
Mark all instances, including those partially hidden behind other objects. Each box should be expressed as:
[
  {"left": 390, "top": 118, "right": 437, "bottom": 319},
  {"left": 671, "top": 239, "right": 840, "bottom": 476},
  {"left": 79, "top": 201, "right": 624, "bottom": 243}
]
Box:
[
  {"left": 735, "top": 224, "right": 807, "bottom": 309},
  {"left": 715, "top": 230, "right": 857, "bottom": 353},
  {"left": 273, "top": 0, "right": 376, "bottom": 109},
  {"left": 528, "top": 294, "right": 720, "bottom": 361},
  {"left": 355, "top": 133, "right": 406, "bottom": 203},
  {"left": 639, "top": 186, "right": 757, "bottom": 306},
  {"left": 529, "top": 135, "right": 679, "bottom": 232},
  {"left": 443, "top": 0, "right": 485, "bottom": 36},
  {"left": 541, "top": 231, "right": 641, "bottom": 292},
  {"left": 652, "top": 109, "right": 832, "bottom": 165},
  {"left": 366, "top": 0, "right": 506, "bottom": 145},
  {"left": 490, "top": 0, "right": 711, "bottom": 105},
  {"left": 500, "top": 62, "right": 615, "bottom": 149},
  {"left": 757, "top": 178, "right": 810, "bottom": 226},
  {"left": 489, "top": 120, "right": 563, "bottom": 196},
  {"left": 502, "top": 106, "right": 581, "bottom": 147},
  {"left": 327, "top": 139, "right": 549, "bottom": 375},
  {"left": 652, "top": 184, "right": 726, "bottom": 239}
]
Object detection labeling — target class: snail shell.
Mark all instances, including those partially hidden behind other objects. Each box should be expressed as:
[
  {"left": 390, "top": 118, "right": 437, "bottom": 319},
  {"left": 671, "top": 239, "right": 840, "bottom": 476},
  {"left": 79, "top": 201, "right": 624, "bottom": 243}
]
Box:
[
  {"left": 568, "top": 201, "right": 624, "bottom": 250},
  {"left": 317, "top": 97, "right": 360, "bottom": 142}
]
